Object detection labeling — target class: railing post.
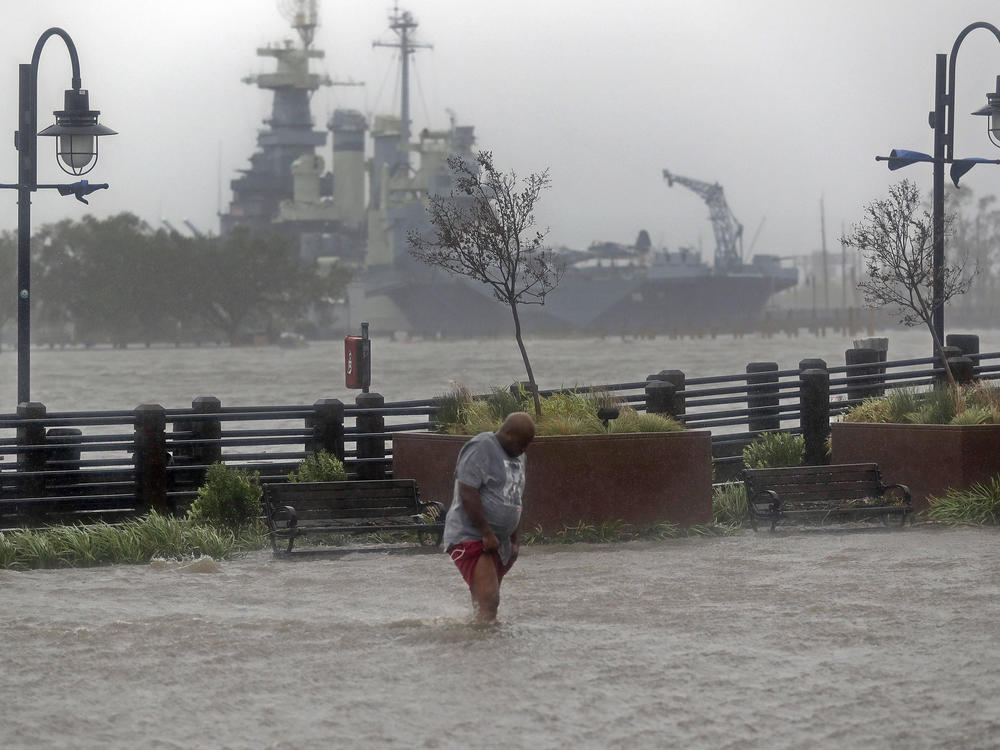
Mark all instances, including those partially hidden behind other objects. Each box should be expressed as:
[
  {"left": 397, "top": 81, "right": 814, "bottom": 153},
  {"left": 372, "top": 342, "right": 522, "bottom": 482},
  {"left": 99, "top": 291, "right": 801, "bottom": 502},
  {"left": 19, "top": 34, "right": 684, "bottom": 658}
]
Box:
[
  {"left": 355, "top": 392, "right": 386, "bottom": 480},
  {"left": 190, "top": 396, "right": 222, "bottom": 470},
  {"left": 935, "top": 346, "right": 962, "bottom": 388},
  {"left": 308, "top": 399, "right": 345, "bottom": 460},
  {"left": 845, "top": 348, "right": 884, "bottom": 401},
  {"left": 651, "top": 370, "right": 685, "bottom": 418},
  {"left": 746, "top": 362, "right": 780, "bottom": 432},
  {"left": 134, "top": 404, "right": 170, "bottom": 515},
  {"left": 645, "top": 379, "right": 677, "bottom": 418},
  {"left": 948, "top": 356, "right": 976, "bottom": 385},
  {"left": 947, "top": 334, "right": 980, "bottom": 373},
  {"left": 428, "top": 395, "right": 445, "bottom": 432},
  {"left": 16, "top": 401, "right": 47, "bottom": 499},
  {"left": 46, "top": 427, "right": 82, "bottom": 490},
  {"left": 799, "top": 368, "right": 830, "bottom": 466}
]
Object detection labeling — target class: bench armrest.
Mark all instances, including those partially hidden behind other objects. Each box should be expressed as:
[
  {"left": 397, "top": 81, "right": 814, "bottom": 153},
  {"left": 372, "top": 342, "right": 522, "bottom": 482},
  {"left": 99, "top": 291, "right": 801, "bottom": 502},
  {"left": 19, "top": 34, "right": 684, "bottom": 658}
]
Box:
[
  {"left": 267, "top": 504, "right": 298, "bottom": 530},
  {"left": 417, "top": 500, "right": 446, "bottom": 523},
  {"left": 748, "top": 489, "right": 779, "bottom": 513},
  {"left": 882, "top": 483, "right": 911, "bottom": 506}
]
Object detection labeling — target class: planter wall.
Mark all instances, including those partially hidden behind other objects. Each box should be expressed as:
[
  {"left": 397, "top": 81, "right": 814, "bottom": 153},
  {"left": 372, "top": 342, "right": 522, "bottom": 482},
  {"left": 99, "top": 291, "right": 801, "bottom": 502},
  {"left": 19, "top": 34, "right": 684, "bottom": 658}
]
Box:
[
  {"left": 831, "top": 422, "right": 1000, "bottom": 512},
  {"left": 392, "top": 431, "right": 713, "bottom": 531}
]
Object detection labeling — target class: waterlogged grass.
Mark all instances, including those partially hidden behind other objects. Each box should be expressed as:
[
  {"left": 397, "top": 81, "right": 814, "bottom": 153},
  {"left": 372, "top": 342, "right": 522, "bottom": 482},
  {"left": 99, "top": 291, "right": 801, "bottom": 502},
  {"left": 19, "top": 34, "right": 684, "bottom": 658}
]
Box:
[
  {"left": 0, "top": 513, "right": 267, "bottom": 571},
  {"left": 925, "top": 477, "right": 1000, "bottom": 526}
]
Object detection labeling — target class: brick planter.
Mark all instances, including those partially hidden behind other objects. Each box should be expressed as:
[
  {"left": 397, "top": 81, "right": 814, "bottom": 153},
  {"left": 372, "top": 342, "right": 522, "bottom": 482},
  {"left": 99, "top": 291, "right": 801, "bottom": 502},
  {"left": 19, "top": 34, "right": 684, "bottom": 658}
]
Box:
[
  {"left": 831, "top": 422, "right": 1000, "bottom": 512},
  {"left": 391, "top": 431, "right": 713, "bottom": 531}
]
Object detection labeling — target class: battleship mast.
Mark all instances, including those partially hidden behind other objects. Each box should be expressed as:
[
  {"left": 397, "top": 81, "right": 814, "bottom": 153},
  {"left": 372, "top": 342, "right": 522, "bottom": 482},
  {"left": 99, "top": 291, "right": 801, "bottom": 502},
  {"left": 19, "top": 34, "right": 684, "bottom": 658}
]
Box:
[
  {"left": 373, "top": 4, "right": 432, "bottom": 171},
  {"left": 221, "top": 0, "right": 332, "bottom": 234}
]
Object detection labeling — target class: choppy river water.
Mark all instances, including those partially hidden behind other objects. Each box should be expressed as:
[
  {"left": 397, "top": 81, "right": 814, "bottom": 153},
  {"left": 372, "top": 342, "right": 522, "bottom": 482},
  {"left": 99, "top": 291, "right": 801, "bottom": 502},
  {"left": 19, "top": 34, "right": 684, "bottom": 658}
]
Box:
[
  {"left": 2, "top": 326, "right": 999, "bottom": 411},
  {"left": 2, "top": 527, "right": 999, "bottom": 749}
]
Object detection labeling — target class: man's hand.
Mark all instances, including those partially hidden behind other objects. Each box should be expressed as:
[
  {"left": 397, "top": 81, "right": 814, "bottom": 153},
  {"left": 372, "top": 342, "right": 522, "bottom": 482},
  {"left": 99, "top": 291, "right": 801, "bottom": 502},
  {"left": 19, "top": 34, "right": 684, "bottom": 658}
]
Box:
[{"left": 481, "top": 528, "right": 499, "bottom": 552}]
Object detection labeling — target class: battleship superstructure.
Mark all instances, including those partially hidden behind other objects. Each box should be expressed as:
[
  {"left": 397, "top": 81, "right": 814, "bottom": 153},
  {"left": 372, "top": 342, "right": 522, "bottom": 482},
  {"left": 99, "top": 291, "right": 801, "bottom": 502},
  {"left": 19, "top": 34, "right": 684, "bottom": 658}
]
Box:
[{"left": 220, "top": 2, "right": 798, "bottom": 337}]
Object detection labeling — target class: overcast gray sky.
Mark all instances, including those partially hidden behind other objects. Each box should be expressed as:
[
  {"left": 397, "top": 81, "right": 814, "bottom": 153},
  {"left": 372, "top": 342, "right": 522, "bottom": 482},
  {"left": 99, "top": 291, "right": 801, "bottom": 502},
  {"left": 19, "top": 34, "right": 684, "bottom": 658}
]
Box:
[{"left": 5, "top": 0, "right": 1000, "bottom": 263}]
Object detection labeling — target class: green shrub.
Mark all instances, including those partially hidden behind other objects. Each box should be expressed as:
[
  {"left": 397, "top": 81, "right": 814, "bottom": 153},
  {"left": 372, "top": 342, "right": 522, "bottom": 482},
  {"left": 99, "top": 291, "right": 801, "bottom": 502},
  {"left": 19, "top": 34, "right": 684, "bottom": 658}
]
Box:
[
  {"left": 288, "top": 451, "right": 347, "bottom": 482},
  {"left": 188, "top": 462, "right": 263, "bottom": 529},
  {"left": 742, "top": 432, "right": 804, "bottom": 469},
  {"left": 713, "top": 483, "right": 747, "bottom": 527},
  {"left": 925, "top": 477, "right": 1000, "bottom": 525}
]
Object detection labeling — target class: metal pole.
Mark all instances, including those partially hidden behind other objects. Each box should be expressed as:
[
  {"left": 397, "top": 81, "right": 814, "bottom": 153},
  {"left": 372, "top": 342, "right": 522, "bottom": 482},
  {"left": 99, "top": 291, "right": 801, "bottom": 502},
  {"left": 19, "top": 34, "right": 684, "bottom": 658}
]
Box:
[
  {"left": 16, "top": 62, "right": 37, "bottom": 406},
  {"left": 932, "top": 52, "right": 946, "bottom": 356}
]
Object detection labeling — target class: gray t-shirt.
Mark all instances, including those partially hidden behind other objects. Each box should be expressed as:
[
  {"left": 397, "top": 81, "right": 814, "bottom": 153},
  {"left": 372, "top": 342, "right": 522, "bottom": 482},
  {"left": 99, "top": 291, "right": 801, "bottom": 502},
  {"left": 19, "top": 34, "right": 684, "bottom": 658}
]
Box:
[{"left": 442, "top": 431, "right": 526, "bottom": 564}]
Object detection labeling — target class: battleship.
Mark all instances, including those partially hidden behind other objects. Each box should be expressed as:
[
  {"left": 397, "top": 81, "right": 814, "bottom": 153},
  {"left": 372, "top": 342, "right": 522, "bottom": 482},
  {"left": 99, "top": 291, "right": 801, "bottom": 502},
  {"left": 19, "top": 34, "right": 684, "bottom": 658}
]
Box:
[{"left": 219, "top": 1, "right": 798, "bottom": 338}]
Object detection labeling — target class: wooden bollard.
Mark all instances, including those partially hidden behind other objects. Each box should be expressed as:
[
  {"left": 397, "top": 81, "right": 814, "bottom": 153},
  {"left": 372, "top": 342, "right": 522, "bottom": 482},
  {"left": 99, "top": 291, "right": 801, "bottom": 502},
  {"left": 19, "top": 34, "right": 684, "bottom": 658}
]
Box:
[
  {"left": 134, "top": 404, "right": 170, "bottom": 515},
  {"left": 190, "top": 396, "right": 222, "bottom": 471},
  {"left": 746, "top": 362, "right": 780, "bottom": 432},
  {"left": 16, "top": 401, "right": 47, "bottom": 500},
  {"left": 845, "top": 348, "right": 884, "bottom": 401},
  {"left": 799, "top": 369, "right": 830, "bottom": 466},
  {"left": 355, "top": 392, "right": 386, "bottom": 480},
  {"left": 309, "top": 399, "right": 345, "bottom": 460}
]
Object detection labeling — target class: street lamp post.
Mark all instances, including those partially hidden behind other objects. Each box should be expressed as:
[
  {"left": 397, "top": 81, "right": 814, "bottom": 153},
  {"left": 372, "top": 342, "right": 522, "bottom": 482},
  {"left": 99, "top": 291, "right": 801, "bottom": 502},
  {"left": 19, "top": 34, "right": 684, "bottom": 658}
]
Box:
[
  {"left": 1, "top": 28, "right": 115, "bottom": 406},
  {"left": 877, "top": 22, "right": 1000, "bottom": 356}
]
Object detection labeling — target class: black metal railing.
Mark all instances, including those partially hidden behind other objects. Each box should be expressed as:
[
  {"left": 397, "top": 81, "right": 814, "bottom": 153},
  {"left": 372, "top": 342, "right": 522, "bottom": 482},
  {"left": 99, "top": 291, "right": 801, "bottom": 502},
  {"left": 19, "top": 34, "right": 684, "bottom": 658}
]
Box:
[{"left": 1, "top": 335, "right": 994, "bottom": 525}]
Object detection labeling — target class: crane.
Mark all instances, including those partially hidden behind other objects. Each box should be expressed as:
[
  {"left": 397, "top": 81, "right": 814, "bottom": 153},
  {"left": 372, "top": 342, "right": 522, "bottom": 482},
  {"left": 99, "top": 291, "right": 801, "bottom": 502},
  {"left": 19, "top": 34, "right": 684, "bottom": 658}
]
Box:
[{"left": 662, "top": 169, "right": 744, "bottom": 273}]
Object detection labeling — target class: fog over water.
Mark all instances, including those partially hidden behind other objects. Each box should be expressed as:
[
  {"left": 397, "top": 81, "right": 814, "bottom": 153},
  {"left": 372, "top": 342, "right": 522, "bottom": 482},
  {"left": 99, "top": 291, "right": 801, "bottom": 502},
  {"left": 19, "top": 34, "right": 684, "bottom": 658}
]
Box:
[{"left": 5, "top": 1, "right": 1000, "bottom": 258}]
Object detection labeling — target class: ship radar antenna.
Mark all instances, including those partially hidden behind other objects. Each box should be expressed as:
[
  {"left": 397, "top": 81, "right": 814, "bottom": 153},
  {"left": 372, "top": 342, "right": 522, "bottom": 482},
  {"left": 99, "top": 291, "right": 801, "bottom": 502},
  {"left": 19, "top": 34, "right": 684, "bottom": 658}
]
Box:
[
  {"left": 278, "top": 0, "right": 319, "bottom": 48},
  {"left": 374, "top": 3, "right": 432, "bottom": 164}
]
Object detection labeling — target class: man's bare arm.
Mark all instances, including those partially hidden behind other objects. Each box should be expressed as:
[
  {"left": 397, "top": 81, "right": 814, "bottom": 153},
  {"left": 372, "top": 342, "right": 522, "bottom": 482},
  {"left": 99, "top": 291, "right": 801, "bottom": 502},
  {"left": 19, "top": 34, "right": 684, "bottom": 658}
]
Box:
[{"left": 458, "top": 482, "right": 498, "bottom": 551}]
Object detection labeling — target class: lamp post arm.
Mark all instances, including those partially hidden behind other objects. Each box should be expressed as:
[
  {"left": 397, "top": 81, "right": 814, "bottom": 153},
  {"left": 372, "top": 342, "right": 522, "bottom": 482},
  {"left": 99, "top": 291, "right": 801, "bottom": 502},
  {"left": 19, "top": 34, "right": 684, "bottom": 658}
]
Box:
[
  {"left": 31, "top": 27, "right": 83, "bottom": 89},
  {"left": 945, "top": 21, "right": 1000, "bottom": 161}
]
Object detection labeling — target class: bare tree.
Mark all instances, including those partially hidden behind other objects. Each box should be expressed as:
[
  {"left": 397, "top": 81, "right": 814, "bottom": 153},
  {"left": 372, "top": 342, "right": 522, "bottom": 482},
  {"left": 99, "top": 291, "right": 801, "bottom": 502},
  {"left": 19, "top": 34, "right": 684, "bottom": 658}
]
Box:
[
  {"left": 408, "top": 150, "right": 562, "bottom": 415},
  {"left": 842, "top": 179, "right": 975, "bottom": 388}
]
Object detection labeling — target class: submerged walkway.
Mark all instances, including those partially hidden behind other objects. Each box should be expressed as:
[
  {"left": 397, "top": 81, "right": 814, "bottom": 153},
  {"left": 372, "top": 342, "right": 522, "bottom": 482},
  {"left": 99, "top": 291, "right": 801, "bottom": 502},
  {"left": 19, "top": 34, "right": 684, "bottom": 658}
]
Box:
[{"left": 2, "top": 527, "right": 998, "bottom": 749}]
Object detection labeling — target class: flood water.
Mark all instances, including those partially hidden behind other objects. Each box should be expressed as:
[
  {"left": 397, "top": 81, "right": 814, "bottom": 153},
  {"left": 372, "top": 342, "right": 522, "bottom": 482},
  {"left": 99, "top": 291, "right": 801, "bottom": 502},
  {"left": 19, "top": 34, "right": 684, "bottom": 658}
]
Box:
[{"left": 3, "top": 527, "right": 999, "bottom": 749}]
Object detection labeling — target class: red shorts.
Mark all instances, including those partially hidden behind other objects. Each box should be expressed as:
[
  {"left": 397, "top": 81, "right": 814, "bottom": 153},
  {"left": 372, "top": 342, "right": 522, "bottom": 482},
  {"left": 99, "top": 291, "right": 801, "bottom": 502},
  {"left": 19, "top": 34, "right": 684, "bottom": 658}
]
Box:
[{"left": 447, "top": 541, "right": 514, "bottom": 588}]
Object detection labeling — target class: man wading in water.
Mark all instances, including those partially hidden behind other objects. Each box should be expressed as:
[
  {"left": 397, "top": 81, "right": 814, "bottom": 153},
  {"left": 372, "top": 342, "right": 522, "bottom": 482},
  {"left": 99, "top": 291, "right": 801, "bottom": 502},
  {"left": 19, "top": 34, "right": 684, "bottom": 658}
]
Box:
[{"left": 442, "top": 412, "right": 535, "bottom": 622}]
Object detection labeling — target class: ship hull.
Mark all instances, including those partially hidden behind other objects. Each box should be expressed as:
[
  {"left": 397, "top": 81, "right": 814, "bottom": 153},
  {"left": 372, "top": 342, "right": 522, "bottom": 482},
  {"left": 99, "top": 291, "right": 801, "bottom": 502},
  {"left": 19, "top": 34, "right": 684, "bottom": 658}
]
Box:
[{"left": 355, "top": 271, "right": 798, "bottom": 338}]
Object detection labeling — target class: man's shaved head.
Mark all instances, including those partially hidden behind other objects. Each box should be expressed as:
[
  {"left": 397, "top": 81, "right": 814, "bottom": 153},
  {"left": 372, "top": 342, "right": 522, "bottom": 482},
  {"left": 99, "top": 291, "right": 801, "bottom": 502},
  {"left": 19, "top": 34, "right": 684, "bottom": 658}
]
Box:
[{"left": 496, "top": 411, "right": 535, "bottom": 457}]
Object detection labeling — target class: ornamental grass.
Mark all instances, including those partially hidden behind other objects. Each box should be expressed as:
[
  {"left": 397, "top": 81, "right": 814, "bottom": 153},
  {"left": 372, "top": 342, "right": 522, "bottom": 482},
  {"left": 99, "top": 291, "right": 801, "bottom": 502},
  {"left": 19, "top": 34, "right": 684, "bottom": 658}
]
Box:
[
  {"left": 0, "top": 513, "right": 266, "bottom": 571},
  {"left": 435, "top": 383, "right": 682, "bottom": 435},
  {"left": 924, "top": 477, "right": 1000, "bottom": 526}
]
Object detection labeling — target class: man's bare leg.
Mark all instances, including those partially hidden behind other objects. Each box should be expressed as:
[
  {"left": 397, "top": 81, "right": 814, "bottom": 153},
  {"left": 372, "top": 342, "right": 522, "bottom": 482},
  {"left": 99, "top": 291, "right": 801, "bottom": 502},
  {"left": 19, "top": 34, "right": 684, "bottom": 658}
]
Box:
[{"left": 470, "top": 553, "right": 500, "bottom": 622}]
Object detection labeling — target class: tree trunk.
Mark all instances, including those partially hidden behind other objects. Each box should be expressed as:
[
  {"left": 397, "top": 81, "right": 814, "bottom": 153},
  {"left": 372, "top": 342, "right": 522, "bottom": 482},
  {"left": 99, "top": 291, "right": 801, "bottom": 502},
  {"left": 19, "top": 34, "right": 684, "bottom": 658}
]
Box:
[{"left": 508, "top": 301, "right": 542, "bottom": 417}]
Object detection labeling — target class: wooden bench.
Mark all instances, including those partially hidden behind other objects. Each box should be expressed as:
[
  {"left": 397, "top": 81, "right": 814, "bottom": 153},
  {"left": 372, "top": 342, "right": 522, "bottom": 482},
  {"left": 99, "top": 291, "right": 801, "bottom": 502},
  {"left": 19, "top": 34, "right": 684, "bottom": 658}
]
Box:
[
  {"left": 261, "top": 479, "right": 445, "bottom": 553},
  {"left": 741, "top": 463, "right": 912, "bottom": 532}
]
